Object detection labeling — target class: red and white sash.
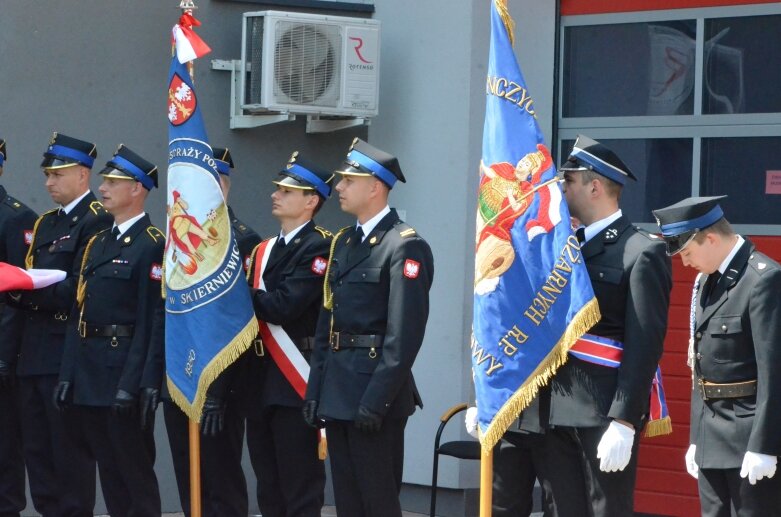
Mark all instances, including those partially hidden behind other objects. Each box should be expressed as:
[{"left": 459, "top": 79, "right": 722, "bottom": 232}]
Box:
[{"left": 252, "top": 237, "right": 311, "bottom": 398}]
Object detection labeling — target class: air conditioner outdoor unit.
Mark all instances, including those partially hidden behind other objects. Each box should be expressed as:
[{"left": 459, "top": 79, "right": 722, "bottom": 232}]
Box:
[{"left": 240, "top": 10, "right": 380, "bottom": 118}]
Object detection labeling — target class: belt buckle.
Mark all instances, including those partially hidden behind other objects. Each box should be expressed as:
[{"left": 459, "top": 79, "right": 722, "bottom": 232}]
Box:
[
  {"left": 698, "top": 378, "right": 709, "bottom": 401},
  {"left": 78, "top": 320, "right": 87, "bottom": 338},
  {"left": 253, "top": 338, "right": 264, "bottom": 357},
  {"left": 330, "top": 331, "right": 340, "bottom": 351}
]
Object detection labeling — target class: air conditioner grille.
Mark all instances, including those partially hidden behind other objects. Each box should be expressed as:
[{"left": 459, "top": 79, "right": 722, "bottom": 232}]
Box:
[
  {"left": 248, "top": 17, "right": 264, "bottom": 104},
  {"left": 273, "top": 21, "right": 340, "bottom": 106}
]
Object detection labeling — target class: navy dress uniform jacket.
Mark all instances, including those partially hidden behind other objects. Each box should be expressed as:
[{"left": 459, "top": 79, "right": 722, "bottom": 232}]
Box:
[
  {"left": 59, "top": 215, "right": 164, "bottom": 405},
  {"left": 547, "top": 215, "right": 672, "bottom": 430},
  {"left": 0, "top": 186, "right": 37, "bottom": 358},
  {"left": 306, "top": 209, "right": 434, "bottom": 421},
  {"left": 691, "top": 240, "right": 781, "bottom": 469},
  {"left": 8, "top": 192, "right": 111, "bottom": 376},
  {"left": 245, "top": 220, "right": 331, "bottom": 412}
]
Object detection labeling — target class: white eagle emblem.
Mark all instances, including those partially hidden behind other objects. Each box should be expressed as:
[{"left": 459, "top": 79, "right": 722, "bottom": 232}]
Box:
[
  {"left": 311, "top": 257, "right": 327, "bottom": 276},
  {"left": 403, "top": 259, "right": 420, "bottom": 279}
]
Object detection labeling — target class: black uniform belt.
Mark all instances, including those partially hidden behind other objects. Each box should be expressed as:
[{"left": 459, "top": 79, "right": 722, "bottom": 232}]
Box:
[
  {"left": 329, "top": 332, "right": 383, "bottom": 351},
  {"left": 79, "top": 322, "right": 134, "bottom": 339},
  {"left": 252, "top": 336, "right": 315, "bottom": 357},
  {"left": 698, "top": 379, "right": 757, "bottom": 400}
]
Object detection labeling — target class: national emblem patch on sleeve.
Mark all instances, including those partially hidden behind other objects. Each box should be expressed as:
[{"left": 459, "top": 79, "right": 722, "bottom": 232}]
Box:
[
  {"left": 24, "top": 230, "right": 33, "bottom": 246},
  {"left": 403, "top": 259, "right": 420, "bottom": 279},
  {"left": 150, "top": 263, "right": 163, "bottom": 281},
  {"left": 311, "top": 256, "right": 328, "bottom": 276},
  {"left": 244, "top": 255, "right": 252, "bottom": 271}
]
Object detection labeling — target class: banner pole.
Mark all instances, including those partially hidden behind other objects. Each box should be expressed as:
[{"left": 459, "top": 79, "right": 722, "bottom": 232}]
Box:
[
  {"left": 188, "top": 419, "right": 202, "bottom": 517},
  {"left": 479, "top": 448, "right": 493, "bottom": 517}
]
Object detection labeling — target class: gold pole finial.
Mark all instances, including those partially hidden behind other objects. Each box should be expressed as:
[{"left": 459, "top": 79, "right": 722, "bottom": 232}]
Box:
[
  {"left": 494, "top": 0, "right": 515, "bottom": 46},
  {"left": 179, "top": 0, "right": 197, "bottom": 11}
]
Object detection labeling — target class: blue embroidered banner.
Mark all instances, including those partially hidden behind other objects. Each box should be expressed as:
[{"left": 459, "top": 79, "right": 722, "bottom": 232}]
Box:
[
  {"left": 164, "top": 28, "right": 258, "bottom": 421},
  {"left": 472, "top": 1, "right": 600, "bottom": 451}
]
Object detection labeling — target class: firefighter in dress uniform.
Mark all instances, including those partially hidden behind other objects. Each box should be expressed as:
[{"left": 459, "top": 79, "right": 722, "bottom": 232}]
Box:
[
  {"left": 54, "top": 145, "right": 163, "bottom": 516},
  {"left": 243, "top": 151, "right": 332, "bottom": 517},
  {"left": 653, "top": 196, "right": 781, "bottom": 516},
  {"left": 0, "top": 138, "right": 38, "bottom": 517},
  {"left": 304, "top": 138, "right": 434, "bottom": 517},
  {"left": 162, "top": 147, "right": 259, "bottom": 517},
  {"left": 534, "top": 135, "right": 672, "bottom": 516},
  {"left": 7, "top": 133, "right": 110, "bottom": 516}
]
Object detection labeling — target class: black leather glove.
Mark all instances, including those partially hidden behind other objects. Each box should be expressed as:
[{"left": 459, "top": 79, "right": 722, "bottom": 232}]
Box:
[
  {"left": 52, "top": 381, "right": 72, "bottom": 412},
  {"left": 139, "top": 387, "right": 160, "bottom": 430},
  {"left": 0, "top": 360, "right": 14, "bottom": 390},
  {"left": 302, "top": 399, "right": 320, "bottom": 428},
  {"left": 354, "top": 405, "right": 383, "bottom": 433},
  {"left": 112, "top": 389, "right": 137, "bottom": 417},
  {"left": 201, "top": 395, "right": 225, "bottom": 437}
]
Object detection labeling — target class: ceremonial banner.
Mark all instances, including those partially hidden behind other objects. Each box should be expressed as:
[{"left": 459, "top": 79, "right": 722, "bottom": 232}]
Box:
[
  {"left": 0, "top": 263, "right": 65, "bottom": 291},
  {"left": 164, "top": 18, "right": 258, "bottom": 421},
  {"left": 472, "top": 1, "right": 600, "bottom": 451}
]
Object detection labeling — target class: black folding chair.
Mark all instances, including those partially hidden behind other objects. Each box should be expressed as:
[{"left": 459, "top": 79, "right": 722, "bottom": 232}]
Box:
[{"left": 430, "top": 403, "right": 481, "bottom": 517}]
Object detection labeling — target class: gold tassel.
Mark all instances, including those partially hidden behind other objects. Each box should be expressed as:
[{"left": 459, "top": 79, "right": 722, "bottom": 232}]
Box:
[
  {"left": 644, "top": 416, "right": 673, "bottom": 438},
  {"left": 246, "top": 242, "right": 262, "bottom": 282},
  {"left": 24, "top": 209, "right": 56, "bottom": 269},
  {"left": 76, "top": 231, "right": 104, "bottom": 308},
  {"left": 318, "top": 435, "right": 328, "bottom": 460},
  {"left": 494, "top": 0, "right": 515, "bottom": 46},
  {"left": 479, "top": 297, "right": 601, "bottom": 452},
  {"left": 167, "top": 315, "right": 259, "bottom": 422},
  {"left": 323, "top": 227, "right": 350, "bottom": 310}
]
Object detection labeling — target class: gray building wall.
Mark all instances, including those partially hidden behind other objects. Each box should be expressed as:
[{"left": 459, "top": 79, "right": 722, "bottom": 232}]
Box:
[{"left": 1, "top": 0, "right": 555, "bottom": 514}]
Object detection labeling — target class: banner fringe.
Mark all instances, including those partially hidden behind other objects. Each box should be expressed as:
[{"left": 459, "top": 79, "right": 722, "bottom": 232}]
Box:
[
  {"left": 478, "top": 297, "right": 601, "bottom": 453},
  {"left": 644, "top": 415, "right": 672, "bottom": 438},
  {"left": 167, "top": 315, "right": 258, "bottom": 422}
]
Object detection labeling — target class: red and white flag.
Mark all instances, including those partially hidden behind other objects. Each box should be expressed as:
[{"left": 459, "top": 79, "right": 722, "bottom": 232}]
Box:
[
  {"left": 0, "top": 263, "right": 66, "bottom": 292},
  {"left": 172, "top": 13, "right": 211, "bottom": 64}
]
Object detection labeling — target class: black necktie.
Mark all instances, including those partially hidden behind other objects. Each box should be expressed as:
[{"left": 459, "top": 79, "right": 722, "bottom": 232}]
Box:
[
  {"left": 575, "top": 227, "right": 586, "bottom": 244},
  {"left": 111, "top": 227, "right": 121, "bottom": 240},
  {"left": 703, "top": 271, "right": 721, "bottom": 304},
  {"left": 276, "top": 236, "right": 286, "bottom": 249},
  {"left": 352, "top": 227, "right": 364, "bottom": 246}
]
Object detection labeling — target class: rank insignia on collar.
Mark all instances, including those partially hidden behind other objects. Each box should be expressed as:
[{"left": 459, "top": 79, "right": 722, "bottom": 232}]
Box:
[
  {"left": 123, "top": 236, "right": 131, "bottom": 244},
  {"left": 758, "top": 262, "right": 767, "bottom": 270},
  {"left": 72, "top": 216, "right": 78, "bottom": 222},
  {"left": 311, "top": 256, "right": 327, "bottom": 276},
  {"left": 403, "top": 259, "right": 420, "bottom": 279},
  {"left": 604, "top": 228, "right": 618, "bottom": 240},
  {"left": 369, "top": 236, "right": 377, "bottom": 245}
]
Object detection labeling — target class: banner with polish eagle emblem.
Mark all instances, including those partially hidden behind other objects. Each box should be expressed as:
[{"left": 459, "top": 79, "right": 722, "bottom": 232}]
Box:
[
  {"left": 164, "top": 14, "right": 258, "bottom": 422},
  {"left": 471, "top": 0, "right": 601, "bottom": 452}
]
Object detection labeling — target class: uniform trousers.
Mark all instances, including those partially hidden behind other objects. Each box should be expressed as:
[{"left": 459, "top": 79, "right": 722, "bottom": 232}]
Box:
[
  {"left": 493, "top": 431, "right": 546, "bottom": 517},
  {"left": 0, "top": 387, "right": 25, "bottom": 517},
  {"left": 163, "top": 399, "right": 247, "bottom": 517},
  {"left": 17, "top": 375, "right": 95, "bottom": 517},
  {"left": 699, "top": 467, "right": 781, "bottom": 517},
  {"left": 246, "top": 405, "right": 325, "bottom": 517},
  {"left": 537, "top": 425, "right": 640, "bottom": 517},
  {"left": 325, "top": 417, "right": 407, "bottom": 517},
  {"left": 69, "top": 406, "right": 159, "bottom": 517}
]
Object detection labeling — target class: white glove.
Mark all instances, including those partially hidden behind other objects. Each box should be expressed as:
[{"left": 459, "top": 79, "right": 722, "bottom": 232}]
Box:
[
  {"left": 685, "top": 444, "right": 699, "bottom": 479},
  {"left": 464, "top": 406, "right": 479, "bottom": 438},
  {"left": 596, "top": 420, "right": 635, "bottom": 472},
  {"left": 740, "top": 451, "right": 777, "bottom": 485}
]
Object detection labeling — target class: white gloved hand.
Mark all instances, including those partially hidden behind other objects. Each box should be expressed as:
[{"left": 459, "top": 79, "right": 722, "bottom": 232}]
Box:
[
  {"left": 685, "top": 444, "right": 699, "bottom": 479},
  {"left": 464, "top": 406, "right": 479, "bottom": 438},
  {"left": 596, "top": 420, "right": 635, "bottom": 472},
  {"left": 740, "top": 451, "right": 777, "bottom": 485}
]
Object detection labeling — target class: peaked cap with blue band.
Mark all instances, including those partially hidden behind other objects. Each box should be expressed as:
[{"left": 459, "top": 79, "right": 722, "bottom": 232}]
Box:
[
  {"left": 212, "top": 147, "right": 234, "bottom": 176},
  {"left": 559, "top": 135, "right": 636, "bottom": 185},
  {"left": 41, "top": 132, "right": 97, "bottom": 170},
  {"left": 99, "top": 144, "right": 158, "bottom": 190},
  {"left": 652, "top": 195, "right": 727, "bottom": 255},
  {"left": 274, "top": 151, "right": 333, "bottom": 199},
  {"left": 336, "top": 137, "right": 405, "bottom": 189},
  {"left": 0, "top": 139, "right": 6, "bottom": 167}
]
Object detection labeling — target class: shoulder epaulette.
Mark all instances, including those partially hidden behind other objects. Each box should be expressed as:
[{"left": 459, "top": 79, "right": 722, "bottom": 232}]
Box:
[
  {"left": 748, "top": 253, "right": 778, "bottom": 276},
  {"left": 41, "top": 208, "right": 60, "bottom": 218},
  {"left": 314, "top": 226, "right": 333, "bottom": 238},
  {"left": 146, "top": 226, "right": 164, "bottom": 243},
  {"left": 4, "top": 195, "right": 30, "bottom": 212},
  {"left": 89, "top": 200, "right": 105, "bottom": 215},
  {"left": 394, "top": 222, "right": 417, "bottom": 238}
]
